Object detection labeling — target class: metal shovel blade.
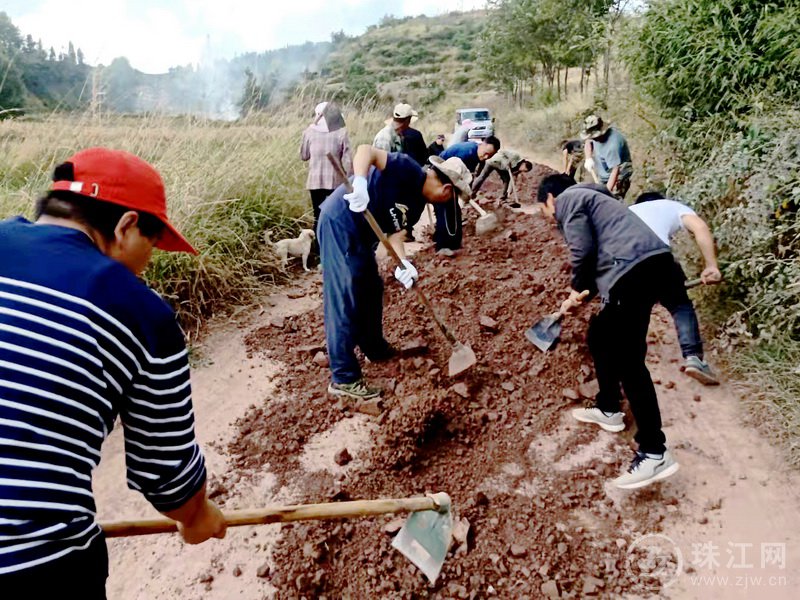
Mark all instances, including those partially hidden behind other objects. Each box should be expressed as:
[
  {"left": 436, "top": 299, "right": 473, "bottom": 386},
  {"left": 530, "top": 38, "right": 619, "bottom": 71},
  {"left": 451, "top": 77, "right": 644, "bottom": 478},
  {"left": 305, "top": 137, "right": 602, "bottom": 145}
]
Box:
[
  {"left": 475, "top": 213, "right": 499, "bottom": 236},
  {"left": 448, "top": 342, "right": 477, "bottom": 377},
  {"left": 524, "top": 313, "right": 562, "bottom": 352},
  {"left": 392, "top": 493, "right": 453, "bottom": 583}
]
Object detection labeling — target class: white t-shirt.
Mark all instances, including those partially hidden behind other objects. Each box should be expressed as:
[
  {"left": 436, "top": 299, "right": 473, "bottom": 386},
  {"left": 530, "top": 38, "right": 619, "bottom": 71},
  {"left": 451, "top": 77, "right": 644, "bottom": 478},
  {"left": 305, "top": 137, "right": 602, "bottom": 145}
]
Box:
[{"left": 629, "top": 199, "right": 696, "bottom": 245}]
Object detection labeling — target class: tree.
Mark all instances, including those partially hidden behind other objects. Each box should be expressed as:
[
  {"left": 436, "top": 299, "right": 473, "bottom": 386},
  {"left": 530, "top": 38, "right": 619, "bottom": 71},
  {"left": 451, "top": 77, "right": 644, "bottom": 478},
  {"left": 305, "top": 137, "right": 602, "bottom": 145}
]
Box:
[
  {"left": 0, "top": 12, "right": 22, "bottom": 52},
  {"left": 0, "top": 47, "right": 26, "bottom": 110},
  {"left": 479, "top": 0, "right": 613, "bottom": 103},
  {"left": 237, "top": 68, "right": 270, "bottom": 117}
]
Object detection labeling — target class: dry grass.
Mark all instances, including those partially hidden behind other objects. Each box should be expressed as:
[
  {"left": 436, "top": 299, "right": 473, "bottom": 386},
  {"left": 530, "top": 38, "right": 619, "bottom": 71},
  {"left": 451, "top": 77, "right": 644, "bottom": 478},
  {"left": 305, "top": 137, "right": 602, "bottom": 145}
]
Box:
[
  {"left": 0, "top": 81, "right": 659, "bottom": 334},
  {"left": 0, "top": 105, "right": 385, "bottom": 333}
]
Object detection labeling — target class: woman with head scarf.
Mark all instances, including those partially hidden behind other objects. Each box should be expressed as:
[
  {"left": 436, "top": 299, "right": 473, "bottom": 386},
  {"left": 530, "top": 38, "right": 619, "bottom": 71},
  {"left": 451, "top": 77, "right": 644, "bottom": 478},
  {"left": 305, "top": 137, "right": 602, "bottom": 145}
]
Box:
[{"left": 300, "top": 102, "right": 352, "bottom": 257}]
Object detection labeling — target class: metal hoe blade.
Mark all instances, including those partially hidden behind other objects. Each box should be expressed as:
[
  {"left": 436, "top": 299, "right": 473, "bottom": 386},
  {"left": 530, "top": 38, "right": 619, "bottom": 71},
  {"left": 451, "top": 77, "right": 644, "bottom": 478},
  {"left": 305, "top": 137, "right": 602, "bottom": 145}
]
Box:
[
  {"left": 474, "top": 212, "right": 499, "bottom": 236},
  {"left": 392, "top": 493, "right": 453, "bottom": 583},
  {"left": 524, "top": 314, "right": 562, "bottom": 352},
  {"left": 448, "top": 342, "right": 477, "bottom": 377}
]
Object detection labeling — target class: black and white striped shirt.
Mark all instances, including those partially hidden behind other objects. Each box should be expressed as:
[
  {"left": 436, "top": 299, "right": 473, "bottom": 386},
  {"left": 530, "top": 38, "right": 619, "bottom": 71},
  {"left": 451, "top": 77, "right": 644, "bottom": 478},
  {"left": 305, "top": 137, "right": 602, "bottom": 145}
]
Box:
[{"left": 0, "top": 217, "right": 206, "bottom": 574}]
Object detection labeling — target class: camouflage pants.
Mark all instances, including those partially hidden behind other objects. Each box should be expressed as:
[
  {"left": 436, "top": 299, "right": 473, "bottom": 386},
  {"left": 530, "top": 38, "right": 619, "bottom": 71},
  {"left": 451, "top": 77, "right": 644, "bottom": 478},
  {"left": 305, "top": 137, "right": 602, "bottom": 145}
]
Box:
[{"left": 611, "top": 162, "right": 633, "bottom": 200}]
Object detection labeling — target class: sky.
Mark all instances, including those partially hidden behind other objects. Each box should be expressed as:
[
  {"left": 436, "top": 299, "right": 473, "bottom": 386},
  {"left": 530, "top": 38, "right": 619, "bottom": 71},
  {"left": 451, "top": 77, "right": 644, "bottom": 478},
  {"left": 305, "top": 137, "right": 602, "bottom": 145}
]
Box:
[{"left": 3, "top": 0, "right": 486, "bottom": 73}]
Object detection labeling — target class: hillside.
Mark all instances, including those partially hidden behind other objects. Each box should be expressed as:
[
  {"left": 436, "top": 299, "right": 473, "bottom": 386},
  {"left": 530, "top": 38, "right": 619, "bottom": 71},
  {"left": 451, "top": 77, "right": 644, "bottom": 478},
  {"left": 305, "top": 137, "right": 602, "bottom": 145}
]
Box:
[
  {"left": 2, "top": 10, "right": 489, "bottom": 119},
  {"left": 317, "top": 12, "right": 488, "bottom": 106}
]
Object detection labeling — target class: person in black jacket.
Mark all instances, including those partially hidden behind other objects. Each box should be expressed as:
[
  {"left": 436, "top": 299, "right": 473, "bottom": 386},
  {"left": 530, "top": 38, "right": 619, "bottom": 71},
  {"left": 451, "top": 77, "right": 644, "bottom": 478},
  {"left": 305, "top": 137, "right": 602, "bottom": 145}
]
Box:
[
  {"left": 401, "top": 127, "right": 429, "bottom": 167},
  {"left": 427, "top": 134, "right": 446, "bottom": 157},
  {"left": 537, "top": 174, "right": 681, "bottom": 490}
]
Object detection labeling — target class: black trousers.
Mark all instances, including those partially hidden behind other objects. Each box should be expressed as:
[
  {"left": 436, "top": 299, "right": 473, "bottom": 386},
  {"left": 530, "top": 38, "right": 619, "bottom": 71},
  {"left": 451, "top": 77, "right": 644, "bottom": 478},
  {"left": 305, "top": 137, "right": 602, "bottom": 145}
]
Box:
[
  {"left": 588, "top": 254, "right": 675, "bottom": 454},
  {"left": 433, "top": 196, "right": 462, "bottom": 251},
  {"left": 0, "top": 532, "right": 109, "bottom": 600},
  {"left": 309, "top": 189, "right": 333, "bottom": 255}
]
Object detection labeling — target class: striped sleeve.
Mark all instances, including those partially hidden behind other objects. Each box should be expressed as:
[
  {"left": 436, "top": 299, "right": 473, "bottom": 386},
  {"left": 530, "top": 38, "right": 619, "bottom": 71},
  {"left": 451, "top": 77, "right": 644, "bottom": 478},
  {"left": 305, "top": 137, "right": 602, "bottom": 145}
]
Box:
[
  {"left": 88, "top": 268, "right": 207, "bottom": 514},
  {"left": 121, "top": 335, "right": 206, "bottom": 513}
]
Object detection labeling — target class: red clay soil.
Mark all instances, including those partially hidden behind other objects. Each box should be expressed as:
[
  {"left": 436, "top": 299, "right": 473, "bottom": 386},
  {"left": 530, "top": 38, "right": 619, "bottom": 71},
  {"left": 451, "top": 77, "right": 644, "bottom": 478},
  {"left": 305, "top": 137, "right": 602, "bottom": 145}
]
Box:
[{"left": 225, "top": 166, "right": 675, "bottom": 598}]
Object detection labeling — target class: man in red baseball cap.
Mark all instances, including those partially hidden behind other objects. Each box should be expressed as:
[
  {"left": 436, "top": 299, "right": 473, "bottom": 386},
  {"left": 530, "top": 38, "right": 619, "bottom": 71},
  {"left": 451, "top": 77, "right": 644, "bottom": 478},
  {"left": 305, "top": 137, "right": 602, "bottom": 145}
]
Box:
[{"left": 0, "top": 148, "right": 225, "bottom": 598}]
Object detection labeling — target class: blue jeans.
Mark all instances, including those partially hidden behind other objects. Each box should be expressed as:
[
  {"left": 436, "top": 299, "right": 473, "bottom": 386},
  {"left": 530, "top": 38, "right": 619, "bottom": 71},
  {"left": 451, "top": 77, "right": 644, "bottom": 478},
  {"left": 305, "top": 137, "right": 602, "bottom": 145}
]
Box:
[
  {"left": 318, "top": 195, "right": 390, "bottom": 384},
  {"left": 658, "top": 260, "right": 704, "bottom": 359}
]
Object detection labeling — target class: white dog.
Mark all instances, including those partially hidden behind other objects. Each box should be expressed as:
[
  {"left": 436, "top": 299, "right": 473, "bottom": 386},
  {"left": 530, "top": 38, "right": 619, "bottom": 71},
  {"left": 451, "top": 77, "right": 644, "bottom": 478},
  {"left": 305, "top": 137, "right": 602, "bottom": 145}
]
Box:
[{"left": 266, "top": 228, "right": 316, "bottom": 272}]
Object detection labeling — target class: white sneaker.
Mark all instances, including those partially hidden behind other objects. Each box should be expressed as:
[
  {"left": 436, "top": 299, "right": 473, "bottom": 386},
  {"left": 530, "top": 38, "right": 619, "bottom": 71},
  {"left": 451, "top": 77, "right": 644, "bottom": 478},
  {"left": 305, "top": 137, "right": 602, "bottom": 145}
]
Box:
[
  {"left": 571, "top": 407, "right": 625, "bottom": 432},
  {"left": 613, "top": 450, "right": 680, "bottom": 489}
]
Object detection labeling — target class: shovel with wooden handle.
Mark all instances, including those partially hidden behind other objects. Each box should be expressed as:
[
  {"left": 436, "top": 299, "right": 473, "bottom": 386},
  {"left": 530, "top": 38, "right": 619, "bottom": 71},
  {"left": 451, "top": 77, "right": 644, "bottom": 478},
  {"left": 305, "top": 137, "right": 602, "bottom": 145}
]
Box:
[
  {"left": 101, "top": 493, "right": 453, "bottom": 583},
  {"left": 326, "top": 152, "right": 477, "bottom": 377},
  {"left": 525, "top": 279, "right": 710, "bottom": 352},
  {"left": 525, "top": 290, "right": 591, "bottom": 353}
]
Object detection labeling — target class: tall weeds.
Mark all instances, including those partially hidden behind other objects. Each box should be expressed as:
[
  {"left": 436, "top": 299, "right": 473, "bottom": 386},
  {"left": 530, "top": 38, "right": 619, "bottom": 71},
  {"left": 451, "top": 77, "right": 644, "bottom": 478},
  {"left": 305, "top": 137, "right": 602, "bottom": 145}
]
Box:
[{"left": 0, "top": 105, "right": 382, "bottom": 333}]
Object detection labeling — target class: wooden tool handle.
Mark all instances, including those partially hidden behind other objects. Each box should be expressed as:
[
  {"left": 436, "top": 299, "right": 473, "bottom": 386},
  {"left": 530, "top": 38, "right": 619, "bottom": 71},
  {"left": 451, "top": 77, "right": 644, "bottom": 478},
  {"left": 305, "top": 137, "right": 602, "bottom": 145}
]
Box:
[
  {"left": 556, "top": 290, "right": 591, "bottom": 318},
  {"left": 326, "top": 152, "right": 460, "bottom": 347},
  {"left": 468, "top": 199, "right": 488, "bottom": 217},
  {"left": 101, "top": 496, "right": 440, "bottom": 538},
  {"left": 685, "top": 278, "right": 702, "bottom": 288}
]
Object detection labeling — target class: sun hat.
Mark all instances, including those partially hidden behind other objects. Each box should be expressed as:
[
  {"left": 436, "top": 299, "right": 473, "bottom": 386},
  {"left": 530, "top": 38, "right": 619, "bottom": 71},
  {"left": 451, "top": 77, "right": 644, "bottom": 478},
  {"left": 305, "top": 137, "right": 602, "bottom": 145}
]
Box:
[
  {"left": 581, "top": 114, "right": 608, "bottom": 140},
  {"left": 311, "top": 102, "right": 329, "bottom": 132},
  {"left": 428, "top": 155, "right": 473, "bottom": 201},
  {"left": 312, "top": 101, "right": 345, "bottom": 133},
  {"left": 51, "top": 147, "right": 196, "bottom": 254}
]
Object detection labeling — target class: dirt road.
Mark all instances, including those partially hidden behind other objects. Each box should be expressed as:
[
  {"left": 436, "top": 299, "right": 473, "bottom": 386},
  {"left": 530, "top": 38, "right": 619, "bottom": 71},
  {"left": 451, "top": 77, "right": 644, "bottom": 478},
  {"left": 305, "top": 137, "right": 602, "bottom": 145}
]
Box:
[{"left": 94, "top": 171, "right": 799, "bottom": 599}]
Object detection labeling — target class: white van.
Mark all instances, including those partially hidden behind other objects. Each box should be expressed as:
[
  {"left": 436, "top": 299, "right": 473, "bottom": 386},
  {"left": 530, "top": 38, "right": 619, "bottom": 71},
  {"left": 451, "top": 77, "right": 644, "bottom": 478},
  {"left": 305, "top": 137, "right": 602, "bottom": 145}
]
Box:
[{"left": 454, "top": 108, "right": 494, "bottom": 140}]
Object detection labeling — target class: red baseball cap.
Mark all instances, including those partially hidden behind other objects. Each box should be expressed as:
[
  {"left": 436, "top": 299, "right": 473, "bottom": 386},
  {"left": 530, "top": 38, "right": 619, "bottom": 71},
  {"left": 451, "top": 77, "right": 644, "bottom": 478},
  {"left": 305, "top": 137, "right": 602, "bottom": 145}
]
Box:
[{"left": 51, "top": 147, "right": 197, "bottom": 255}]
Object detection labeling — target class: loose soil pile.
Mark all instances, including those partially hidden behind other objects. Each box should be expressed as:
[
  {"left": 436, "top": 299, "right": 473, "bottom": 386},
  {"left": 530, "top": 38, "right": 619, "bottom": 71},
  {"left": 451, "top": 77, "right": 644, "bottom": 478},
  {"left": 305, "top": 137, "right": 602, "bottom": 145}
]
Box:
[{"left": 225, "top": 167, "right": 679, "bottom": 598}]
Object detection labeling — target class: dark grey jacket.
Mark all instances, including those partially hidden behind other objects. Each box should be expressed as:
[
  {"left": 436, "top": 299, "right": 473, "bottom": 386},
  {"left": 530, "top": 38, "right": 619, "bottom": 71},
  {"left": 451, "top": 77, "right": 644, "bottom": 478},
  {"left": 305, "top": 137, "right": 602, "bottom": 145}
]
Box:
[{"left": 555, "top": 184, "right": 671, "bottom": 301}]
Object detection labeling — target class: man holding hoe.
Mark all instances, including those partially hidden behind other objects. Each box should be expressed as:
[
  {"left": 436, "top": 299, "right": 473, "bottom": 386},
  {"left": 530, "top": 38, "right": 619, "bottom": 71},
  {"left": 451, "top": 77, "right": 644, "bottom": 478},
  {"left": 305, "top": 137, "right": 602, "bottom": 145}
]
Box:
[
  {"left": 0, "top": 148, "right": 226, "bottom": 596},
  {"left": 537, "top": 174, "right": 681, "bottom": 489},
  {"left": 318, "top": 146, "right": 472, "bottom": 400},
  {"left": 630, "top": 191, "right": 722, "bottom": 385}
]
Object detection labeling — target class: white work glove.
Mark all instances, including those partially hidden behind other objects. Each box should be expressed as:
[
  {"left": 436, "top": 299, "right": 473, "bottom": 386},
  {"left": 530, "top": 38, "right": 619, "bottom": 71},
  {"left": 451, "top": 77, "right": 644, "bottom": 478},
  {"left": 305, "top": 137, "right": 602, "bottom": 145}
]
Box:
[
  {"left": 394, "top": 259, "right": 419, "bottom": 289},
  {"left": 344, "top": 176, "right": 369, "bottom": 213},
  {"left": 584, "top": 157, "right": 595, "bottom": 172}
]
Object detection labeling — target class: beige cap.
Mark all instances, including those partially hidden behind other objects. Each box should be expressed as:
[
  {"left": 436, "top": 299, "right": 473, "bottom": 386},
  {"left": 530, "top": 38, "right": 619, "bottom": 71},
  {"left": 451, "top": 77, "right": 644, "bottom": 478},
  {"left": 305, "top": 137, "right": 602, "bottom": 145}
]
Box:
[
  {"left": 393, "top": 103, "right": 418, "bottom": 119},
  {"left": 429, "top": 155, "right": 473, "bottom": 200}
]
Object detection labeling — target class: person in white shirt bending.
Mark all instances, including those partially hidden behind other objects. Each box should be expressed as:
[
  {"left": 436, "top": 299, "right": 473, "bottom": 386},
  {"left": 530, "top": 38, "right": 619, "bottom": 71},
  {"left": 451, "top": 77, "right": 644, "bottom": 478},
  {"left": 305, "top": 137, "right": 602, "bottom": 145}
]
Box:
[{"left": 629, "top": 192, "right": 722, "bottom": 385}]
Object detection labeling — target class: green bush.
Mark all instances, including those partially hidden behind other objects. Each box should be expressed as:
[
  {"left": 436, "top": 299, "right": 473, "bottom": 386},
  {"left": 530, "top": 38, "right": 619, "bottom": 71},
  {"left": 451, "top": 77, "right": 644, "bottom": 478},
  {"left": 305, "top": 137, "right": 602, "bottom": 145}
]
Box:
[
  {"left": 673, "top": 108, "right": 800, "bottom": 340},
  {"left": 625, "top": 0, "right": 800, "bottom": 117}
]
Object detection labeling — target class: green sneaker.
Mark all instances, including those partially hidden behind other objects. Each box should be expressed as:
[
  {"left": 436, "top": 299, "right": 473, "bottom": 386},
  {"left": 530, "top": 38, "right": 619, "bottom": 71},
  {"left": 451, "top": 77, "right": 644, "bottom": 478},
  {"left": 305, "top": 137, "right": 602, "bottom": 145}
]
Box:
[
  {"left": 327, "top": 379, "right": 381, "bottom": 400},
  {"left": 683, "top": 356, "right": 720, "bottom": 386}
]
